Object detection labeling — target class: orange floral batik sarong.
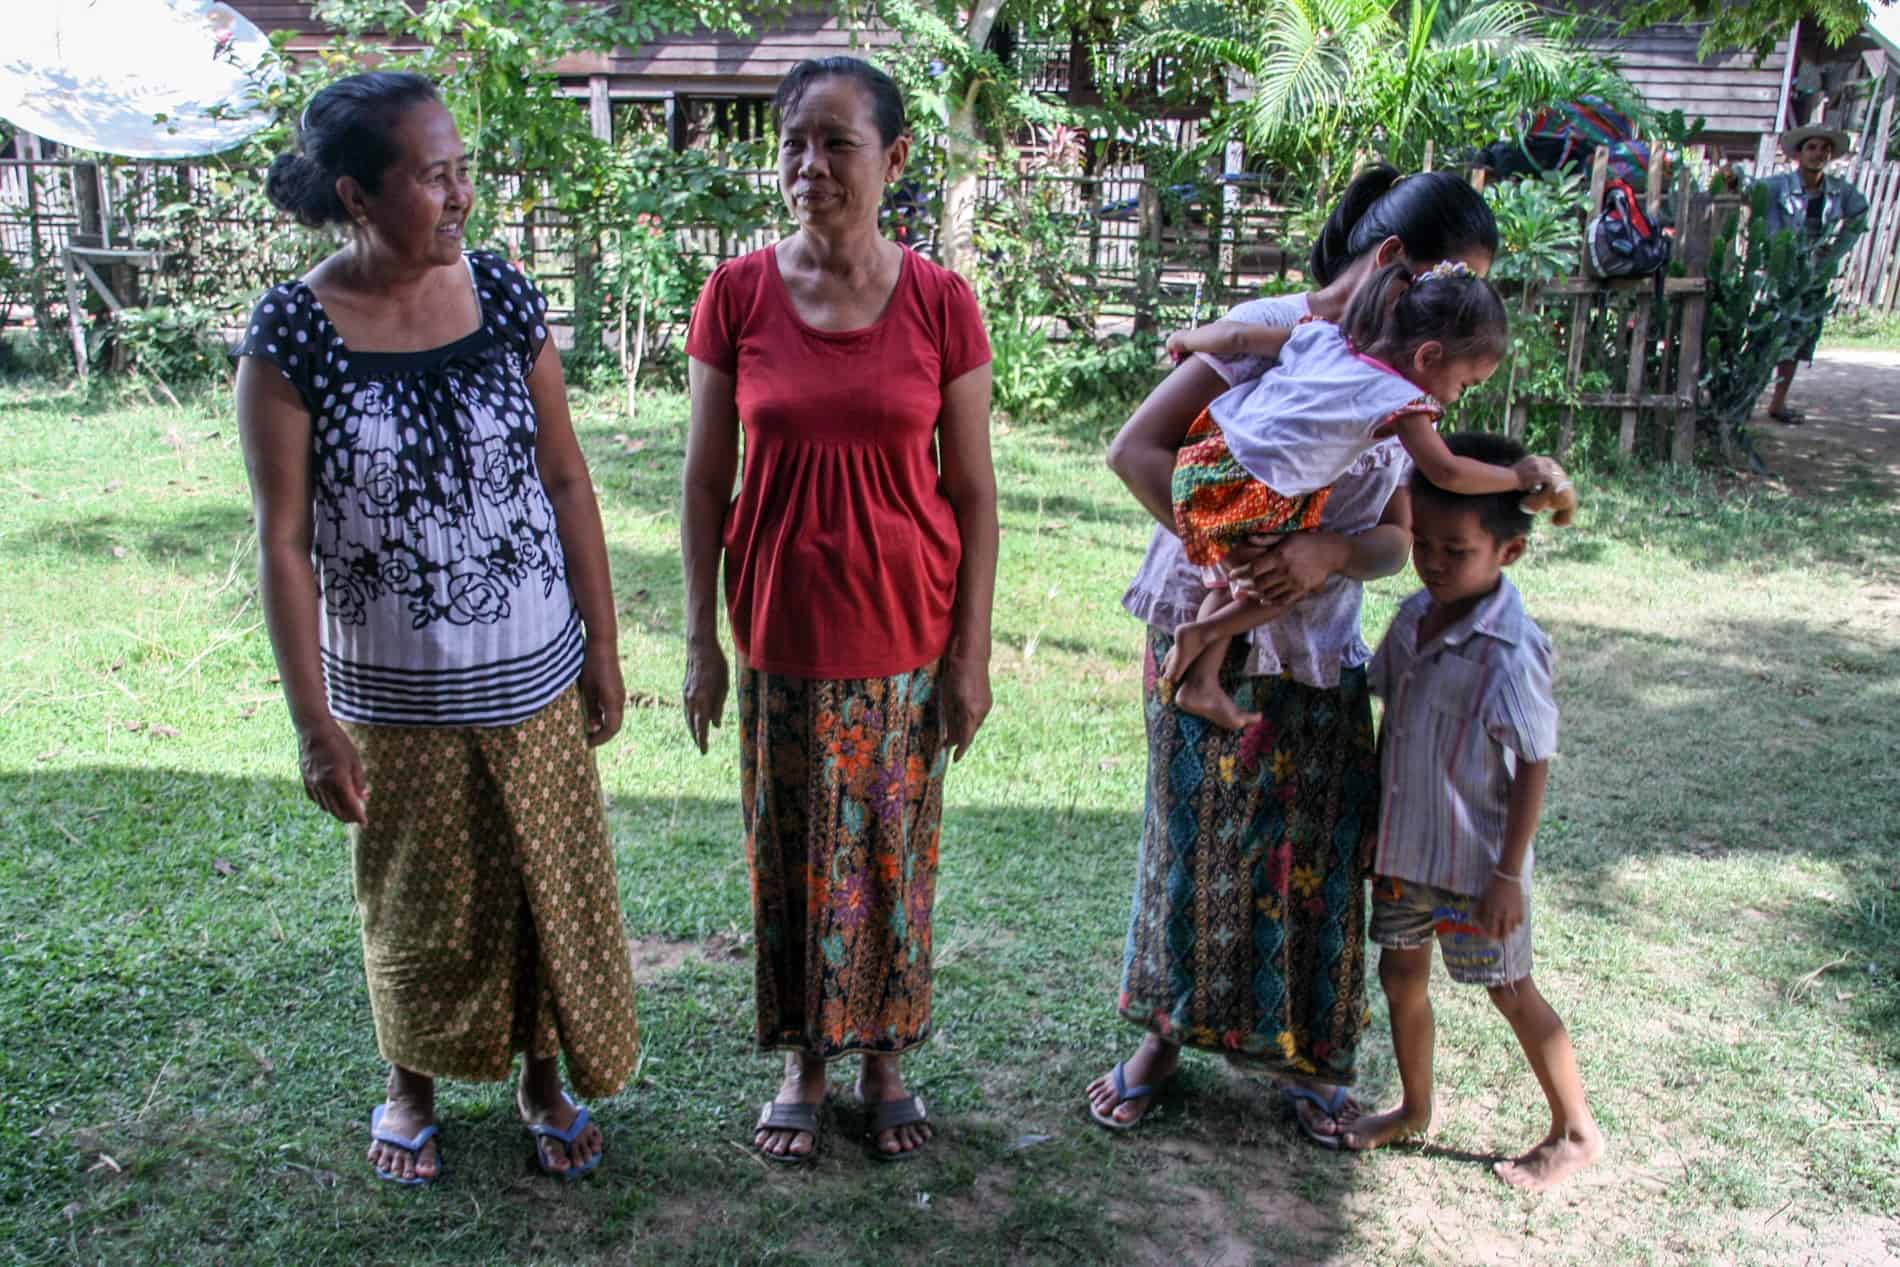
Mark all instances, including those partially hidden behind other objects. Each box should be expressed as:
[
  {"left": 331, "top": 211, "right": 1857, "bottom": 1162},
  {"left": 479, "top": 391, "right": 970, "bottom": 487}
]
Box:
[{"left": 736, "top": 657, "right": 948, "bottom": 1060}]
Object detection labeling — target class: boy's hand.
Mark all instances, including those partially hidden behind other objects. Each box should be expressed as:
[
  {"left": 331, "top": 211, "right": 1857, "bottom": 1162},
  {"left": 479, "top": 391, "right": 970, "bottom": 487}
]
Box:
[
  {"left": 1165, "top": 329, "right": 1194, "bottom": 364},
  {"left": 1476, "top": 873, "right": 1527, "bottom": 940}
]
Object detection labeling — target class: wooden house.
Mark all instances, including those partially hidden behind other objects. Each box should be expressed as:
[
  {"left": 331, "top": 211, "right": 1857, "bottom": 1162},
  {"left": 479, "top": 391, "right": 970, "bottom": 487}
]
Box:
[
  {"left": 1558, "top": 7, "right": 1898, "bottom": 167},
  {"left": 231, "top": 2, "right": 897, "bottom": 147}
]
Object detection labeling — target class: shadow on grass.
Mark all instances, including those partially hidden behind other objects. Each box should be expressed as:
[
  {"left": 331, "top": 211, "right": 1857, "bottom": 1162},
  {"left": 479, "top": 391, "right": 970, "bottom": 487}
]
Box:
[
  {"left": 1536, "top": 610, "right": 1900, "bottom": 1062},
  {"left": 0, "top": 502, "right": 254, "bottom": 567},
  {"left": 2, "top": 764, "right": 1369, "bottom": 1266},
  {"left": 1560, "top": 462, "right": 1898, "bottom": 572}
]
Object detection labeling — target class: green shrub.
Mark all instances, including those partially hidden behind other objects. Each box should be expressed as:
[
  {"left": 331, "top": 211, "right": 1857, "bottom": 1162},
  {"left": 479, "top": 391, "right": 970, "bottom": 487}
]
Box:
[{"left": 114, "top": 302, "right": 230, "bottom": 388}]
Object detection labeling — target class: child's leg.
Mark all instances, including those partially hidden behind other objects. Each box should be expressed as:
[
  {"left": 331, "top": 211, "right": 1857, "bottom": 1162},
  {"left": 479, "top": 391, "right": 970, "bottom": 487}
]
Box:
[
  {"left": 1161, "top": 589, "right": 1264, "bottom": 730},
  {"left": 1344, "top": 944, "right": 1437, "bottom": 1151},
  {"left": 1487, "top": 976, "right": 1604, "bottom": 1191}
]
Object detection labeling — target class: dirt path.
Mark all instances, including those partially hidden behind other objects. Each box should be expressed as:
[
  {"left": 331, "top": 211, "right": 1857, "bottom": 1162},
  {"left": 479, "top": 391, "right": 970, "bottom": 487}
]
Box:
[{"left": 1748, "top": 344, "right": 1900, "bottom": 499}]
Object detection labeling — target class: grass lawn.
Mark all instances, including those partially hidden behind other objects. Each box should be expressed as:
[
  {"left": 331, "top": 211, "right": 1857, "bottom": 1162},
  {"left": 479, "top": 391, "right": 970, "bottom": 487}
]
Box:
[{"left": 2, "top": 373, "right": 1896, "bottom": 1266}]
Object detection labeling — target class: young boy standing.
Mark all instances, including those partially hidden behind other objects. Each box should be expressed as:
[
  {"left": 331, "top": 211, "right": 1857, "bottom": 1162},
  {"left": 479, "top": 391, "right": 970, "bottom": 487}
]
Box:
[{"left": 1345, "top": 432, "right": 1604, "bottom": 1192}]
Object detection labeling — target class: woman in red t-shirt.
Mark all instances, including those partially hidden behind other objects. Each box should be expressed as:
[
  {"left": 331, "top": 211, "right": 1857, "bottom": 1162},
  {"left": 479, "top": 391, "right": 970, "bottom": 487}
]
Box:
[{"left": 681, "top": 56, "right": 996, "bottom": 1163}]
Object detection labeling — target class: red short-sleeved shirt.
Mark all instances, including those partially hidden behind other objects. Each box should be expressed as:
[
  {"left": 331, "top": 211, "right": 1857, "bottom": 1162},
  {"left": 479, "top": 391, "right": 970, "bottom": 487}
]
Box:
[{"left": 687, "top": 244, "right": 991, "bottom": 679}]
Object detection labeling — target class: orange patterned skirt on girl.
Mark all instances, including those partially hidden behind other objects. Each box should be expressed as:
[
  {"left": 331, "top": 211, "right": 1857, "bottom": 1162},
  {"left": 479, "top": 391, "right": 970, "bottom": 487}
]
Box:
[{"left": 1171, "top": 407, "right": 1332, "bottom": 571}]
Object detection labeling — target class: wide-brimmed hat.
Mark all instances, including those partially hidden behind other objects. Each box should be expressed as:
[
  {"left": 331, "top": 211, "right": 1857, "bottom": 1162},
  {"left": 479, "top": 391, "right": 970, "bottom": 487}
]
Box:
[{"left": 1781, "top": 123, "right": 1851, "bottom": 158}]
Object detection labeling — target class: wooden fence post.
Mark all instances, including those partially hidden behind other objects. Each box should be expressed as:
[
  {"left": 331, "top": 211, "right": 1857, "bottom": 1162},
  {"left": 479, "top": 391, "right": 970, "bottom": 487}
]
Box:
[
  {"left": 1620, "top": 147, "right": 1668, "bottom": 456},
  {"left": 1559, "top": 149, "right": 1611, "bottom": 458},
  {"left": 1134, "top": 177, "right": 1160, "bottom": 336},
  {"left": 1672, "top": 192, "right": 1715, "bottom": 465}
]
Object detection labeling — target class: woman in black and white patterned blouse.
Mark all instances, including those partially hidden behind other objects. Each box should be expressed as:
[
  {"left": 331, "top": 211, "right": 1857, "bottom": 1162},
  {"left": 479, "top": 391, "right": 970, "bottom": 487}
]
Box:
[{"left": 236, "top": 72, "right": 637, "bottom": 1186}]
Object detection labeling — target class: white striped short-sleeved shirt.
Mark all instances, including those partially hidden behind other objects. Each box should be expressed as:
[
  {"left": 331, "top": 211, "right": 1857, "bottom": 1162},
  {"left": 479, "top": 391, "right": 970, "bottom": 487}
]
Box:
[{"left": 1369, "top": 577, "right": 1558, "bottom": 897}]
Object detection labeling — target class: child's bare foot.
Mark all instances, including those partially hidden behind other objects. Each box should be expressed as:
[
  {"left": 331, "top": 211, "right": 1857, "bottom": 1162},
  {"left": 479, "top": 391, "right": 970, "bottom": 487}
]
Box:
[
  {"left": 1174, "top": 678, "right": 1262, "bottom": 730},
  {"left": 1342, "top": 1102, "right": 1432, "bottom": 1152},
  {"left": 1493, "top": 1124, "right": 1604, "bottom": 1191},
  {"left": 1159, "top": 622, "right": 1216, "bottom": 683}
]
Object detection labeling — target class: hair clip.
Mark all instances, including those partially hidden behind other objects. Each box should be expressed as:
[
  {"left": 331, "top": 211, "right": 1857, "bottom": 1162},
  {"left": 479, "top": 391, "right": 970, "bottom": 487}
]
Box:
[
  {"left": 1418, "top": 259, "right": 1474, "bottom": 283},
  {"left": 299, "top": 104, "right": 311, "bottom": 134}
]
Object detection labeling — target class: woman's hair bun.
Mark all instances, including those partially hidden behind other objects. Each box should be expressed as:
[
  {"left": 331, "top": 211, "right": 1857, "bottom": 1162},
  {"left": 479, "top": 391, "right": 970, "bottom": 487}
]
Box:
[
  {"left": 266, "top": 72, "right": 440, "bottom": 231},
  {"left": 265, "top": 151, "right": 347, "bottom": 228}
]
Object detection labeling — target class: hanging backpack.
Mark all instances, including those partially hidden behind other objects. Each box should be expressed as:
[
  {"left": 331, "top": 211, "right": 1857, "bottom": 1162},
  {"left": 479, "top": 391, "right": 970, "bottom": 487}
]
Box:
[{"left": 1584, "top": 178, "right": 1671, "bottom": 293}]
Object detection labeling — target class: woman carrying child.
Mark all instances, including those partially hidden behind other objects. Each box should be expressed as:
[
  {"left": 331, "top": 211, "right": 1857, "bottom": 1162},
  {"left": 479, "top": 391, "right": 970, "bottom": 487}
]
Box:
[
  {"left": 1161, "top": 261, "right": 1573, "bottom": 729},
  {"left": 1086, "top": 167, "right": 1506, "bottom": 1143}
]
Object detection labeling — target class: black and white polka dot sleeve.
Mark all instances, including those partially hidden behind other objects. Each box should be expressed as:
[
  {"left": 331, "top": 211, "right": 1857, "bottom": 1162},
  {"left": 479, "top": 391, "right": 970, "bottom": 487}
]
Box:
[
  {"left": 472, "top": 252, "right": 552, "bottom": 371},
  {"left": 234, "top": 284, "right": 319, "bottom": 414}
]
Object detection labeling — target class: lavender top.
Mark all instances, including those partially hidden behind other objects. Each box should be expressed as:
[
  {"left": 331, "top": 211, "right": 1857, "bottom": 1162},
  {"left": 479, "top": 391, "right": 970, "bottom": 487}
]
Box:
[
  {"left": 1120, "top": 294, "right": 1414, "bottom": 688},
  {"left": 1367, "top": 577, "right": 1559, "bottom": 897}
]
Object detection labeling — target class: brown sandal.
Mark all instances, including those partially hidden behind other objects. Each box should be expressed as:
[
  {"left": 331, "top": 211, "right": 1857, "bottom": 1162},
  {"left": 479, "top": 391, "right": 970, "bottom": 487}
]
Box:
[
  {"left": 753, "top": 1100, "right": 821, "bottom": 1164},
  {"left": 864, "top": 1095, "right": 931, "bottom": 1162}
]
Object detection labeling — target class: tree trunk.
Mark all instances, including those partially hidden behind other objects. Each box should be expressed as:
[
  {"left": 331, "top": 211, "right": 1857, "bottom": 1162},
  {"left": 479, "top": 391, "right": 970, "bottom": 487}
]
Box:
[
  {"left": 935, "top": 0, "right": 1005, "bottom": 277},
  {"left": 941, "top": 97, "right": 982, "bottom": 275}
]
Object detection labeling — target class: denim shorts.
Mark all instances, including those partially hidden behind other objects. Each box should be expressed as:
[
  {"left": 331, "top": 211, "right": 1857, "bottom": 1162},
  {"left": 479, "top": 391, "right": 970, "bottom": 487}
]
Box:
[{"left": 1368, "top": 875, "right": 1533, "bottom": 987}]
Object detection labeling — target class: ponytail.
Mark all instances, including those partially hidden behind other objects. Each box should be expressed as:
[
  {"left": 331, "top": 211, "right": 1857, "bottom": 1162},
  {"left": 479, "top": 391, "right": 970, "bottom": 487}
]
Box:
[
  {"left": 1344, "top": 261, "right": 1509, "bottom": 367},
  {"left": 1308, "top": 166, "right": 1499, "bottom": 285},
  {"left": 1341, "top": 260, "right": 1416, "bottom": 350},
  {"left": 1309, "top": 165, "right": 1401, "bottom": 285}
]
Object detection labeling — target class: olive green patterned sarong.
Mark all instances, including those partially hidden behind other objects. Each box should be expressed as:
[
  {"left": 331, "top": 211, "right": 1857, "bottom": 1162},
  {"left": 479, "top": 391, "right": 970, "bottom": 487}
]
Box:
[{"left": 341, "top": 685, "right": 639, "bottom": 1098}]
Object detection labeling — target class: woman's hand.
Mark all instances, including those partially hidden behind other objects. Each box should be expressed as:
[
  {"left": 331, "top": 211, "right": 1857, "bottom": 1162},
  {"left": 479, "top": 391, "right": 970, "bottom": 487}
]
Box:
[
  {"left": 297, "top": 719, "right": 368, "bottom": 825},
  {"left": 683, "top": 639, "right": 730, "bottom": 754},
  {"left": 1226, "top": 532, "right": 1347, "bottom": 607},
  {"left": 580, "top": 640, "right": 626, "bottom": 747},
  {"left": 943, "top": 648, "right": 992, "bottom": 762}
]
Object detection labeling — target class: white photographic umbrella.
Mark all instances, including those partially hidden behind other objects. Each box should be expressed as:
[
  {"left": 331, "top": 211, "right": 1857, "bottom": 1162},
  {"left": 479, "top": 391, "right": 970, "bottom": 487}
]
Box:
[{"left": 0, "top": 0, "right": 282, "bottom": 159}]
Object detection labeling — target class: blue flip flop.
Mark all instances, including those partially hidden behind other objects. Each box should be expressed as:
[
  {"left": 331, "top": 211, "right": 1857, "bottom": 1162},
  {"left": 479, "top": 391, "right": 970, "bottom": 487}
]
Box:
[
  {"left": 369, "top": 1104, "right": 442, "bottom": 1186},
  {"left": 524, "top": 1092, "right": 601, "bottom": 1180},
  {"left": 1088, "top": 1061, "right": 1163, "bottom": 1132},
  {"left": 1280, "top": 1082, "right": 1355, "bottom": 1150}
]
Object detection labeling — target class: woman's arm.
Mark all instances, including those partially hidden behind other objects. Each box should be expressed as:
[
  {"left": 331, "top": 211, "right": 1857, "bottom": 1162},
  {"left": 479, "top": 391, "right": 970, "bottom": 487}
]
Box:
[
  {"left": 1230, "top": 484, "right": 1413, "bottom": 607},
  {"left": 1105, "top": 356, "right": 1232, "bottom": 529},
  {"left": 235, "top": 357, "right": 366, "bottom": 824},
  {"left": 681, "top": 357, "right": 740, "bottom": 753},
  {"left": 939, "top": 363, "right": 998, "bottom": 762},
  {"left": 529, "top": 344, "right": 625, "bottom": 747}
]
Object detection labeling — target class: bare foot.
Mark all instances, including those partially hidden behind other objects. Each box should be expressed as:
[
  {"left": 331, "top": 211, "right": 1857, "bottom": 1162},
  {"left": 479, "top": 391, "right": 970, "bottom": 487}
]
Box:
[
  {"left": 1085, "top": 1033, "right": 1179, "bottom": 1128},
  {"left": 367, "top": 1067, "right": 439, "bottom": 1182},
  {"left": 1342, "top": 1102, "right": 1432, "bottom": 1152},
  {"left": 1159, "top": 622, "right": 1215, "bottom": 684},
  {"left": 1494, "top": 1125, "right": 1605, "bottom": 1192},
  {"left": 757, "top": 1052, "right": 827, "bottom": 1159},
  {"left": 1174, "top": 677, "right": 1262, "bottom": 730},
  {"left": 517, "top": 1054, "right": 603, "bottom": 1175},
  {"left": 858, "top": 1054, "right": 930, "bottom": 1157}
]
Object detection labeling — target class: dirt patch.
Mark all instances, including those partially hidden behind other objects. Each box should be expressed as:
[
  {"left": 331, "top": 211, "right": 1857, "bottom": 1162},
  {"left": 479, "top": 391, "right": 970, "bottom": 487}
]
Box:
[
  {"left": 626, "top": 931, "right": 748, "bottom": 982},
  {"left": 1750, "top": 346, "right": 1900, "bottom": 499},
  {"left": 1740, "top": 1207, "right": 1900, "bottom": 1266}
]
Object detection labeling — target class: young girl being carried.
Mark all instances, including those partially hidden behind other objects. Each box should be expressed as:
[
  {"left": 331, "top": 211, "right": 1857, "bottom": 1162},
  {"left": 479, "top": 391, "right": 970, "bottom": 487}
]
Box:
[{"left": 1162, "top": 260, "right": 1577, "bottom": 729}]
